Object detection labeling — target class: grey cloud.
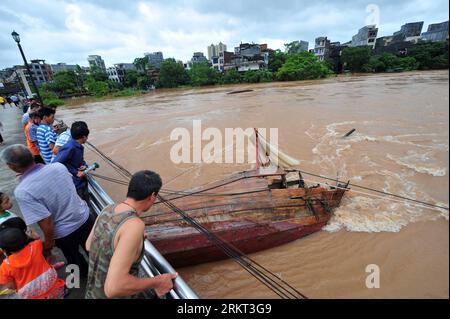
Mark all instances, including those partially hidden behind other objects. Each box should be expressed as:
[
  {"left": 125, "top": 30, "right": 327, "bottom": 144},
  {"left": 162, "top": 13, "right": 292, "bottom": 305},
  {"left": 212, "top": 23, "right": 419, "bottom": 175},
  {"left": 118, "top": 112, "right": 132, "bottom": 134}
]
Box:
[{"left": 0, "top": 0, "right": 448, "bottom": 69}]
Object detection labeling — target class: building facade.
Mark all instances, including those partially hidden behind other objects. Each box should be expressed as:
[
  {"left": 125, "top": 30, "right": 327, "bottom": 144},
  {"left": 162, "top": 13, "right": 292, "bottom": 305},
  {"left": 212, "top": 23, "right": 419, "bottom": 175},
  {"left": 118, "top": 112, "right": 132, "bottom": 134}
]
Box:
[
  {"left": 144, "top": 52, "right": 164, "bottom": 70},
  {"left": 421, "top": 20, "right": 449, "bottom": 42},
  {"left": 26, "top": 60, "right": 53, "bottom": 86},
  {"left": 207, "top": 42, "right": 227, "bottom": 60},
  {"left": 351, "top": 25, "right": 378, "bottom": 48},
  {"left": 393, "top": 22, "right": 424, "bottom": 42},
  {"left": 314, "top": 37, "right": 331, "bottom": 61},
  {"left": 191, "top": 52, "right": 208, "bottom": 64},
  {"left": 226, "top": 43, "right": 269, "bottom": 72},
  {"left": 87, "top": 55, "right": 106, "bottom": 72},
  {"left": 211, "top": 51, "right": 234, "bottom": 72},
  {"left": 107, "top": 63, "right": 136, "bottom": 83},
  {"left": 50, "top": 63, "right": 78, "bottom": 74}
]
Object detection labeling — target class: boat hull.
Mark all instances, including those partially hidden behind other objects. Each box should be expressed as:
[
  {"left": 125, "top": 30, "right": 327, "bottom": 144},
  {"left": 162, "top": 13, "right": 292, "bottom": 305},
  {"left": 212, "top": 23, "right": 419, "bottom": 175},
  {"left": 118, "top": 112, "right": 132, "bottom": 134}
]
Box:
[
  {"left": 144, "top": 169, "right": 347, "bottom": 267},
  {"left": 149, "top": 217, "right": 329, "bottom": 268}
]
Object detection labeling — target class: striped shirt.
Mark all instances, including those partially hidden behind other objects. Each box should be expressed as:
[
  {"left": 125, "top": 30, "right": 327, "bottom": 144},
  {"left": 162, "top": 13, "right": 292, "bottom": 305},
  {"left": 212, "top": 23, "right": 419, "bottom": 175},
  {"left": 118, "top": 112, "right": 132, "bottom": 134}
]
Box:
[
  {"left": 55, "top": 130, "right": 71, "bottom": 147},
  {"left": 36, "top": 124, "right": 56, "bottom": 164}
]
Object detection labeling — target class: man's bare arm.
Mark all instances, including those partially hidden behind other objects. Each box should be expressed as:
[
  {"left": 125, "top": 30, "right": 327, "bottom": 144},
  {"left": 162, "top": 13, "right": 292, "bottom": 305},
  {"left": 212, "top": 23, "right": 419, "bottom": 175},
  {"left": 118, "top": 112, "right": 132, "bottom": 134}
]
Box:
[
  {"left": 37, "top": 216, "right": 55, "bottom": 252},
  {"left": 53, "top": 145, "right": 60, "bottom": 155},
  {"left": 85, "top": 216, "right": 99, "bottom": 252},
  {"left": 104, "top": 219, "right": 176, "bottom": 298}
]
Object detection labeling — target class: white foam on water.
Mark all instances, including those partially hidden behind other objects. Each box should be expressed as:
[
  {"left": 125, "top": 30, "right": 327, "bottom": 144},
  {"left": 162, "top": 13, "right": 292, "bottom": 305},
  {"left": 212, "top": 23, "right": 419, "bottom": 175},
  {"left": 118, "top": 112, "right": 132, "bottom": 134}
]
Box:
[
  {"left": 386, "top": 152, "right": 447, "bottom": 177},
  {"left": 308, "top": 122, "right": 448, "bottom": 233},
  {"left": 324, "top": 196, "right": 416, "bottom": 233},
  {"left": 336, "top": 144, "right": 351, "bottom": 157}
]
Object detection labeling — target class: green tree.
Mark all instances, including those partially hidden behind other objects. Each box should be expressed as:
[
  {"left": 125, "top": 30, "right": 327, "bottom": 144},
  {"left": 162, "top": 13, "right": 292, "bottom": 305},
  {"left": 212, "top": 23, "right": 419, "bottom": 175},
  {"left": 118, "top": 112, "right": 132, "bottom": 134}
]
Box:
[
  {"left": 39, "top": 86, "right": 65, "bottom": 106},
  {"left": 45, "top": 71, "right": 78, "bottom": 95},
  {"left": 341, "top": 46, "right": 372, "bottom": 72},
  {"left": 157, "top": 58, "right": 188, "bottom": 88},
  {"left": 89, "top": 65, "right": 108, "bottom": 81},
  {"left": 108, "top": 80, "right": 123, "bottom": 92},
  {"left": 86, "top": 78, "right": 110, "bottom": 96},
  {"left": 398, "top": 56, "right": 419, "bottom": 71},
  {"left": 409, "top": 41, "right": 449, "bottom": 70},
  {"left": 137, "top": 75, "right": 153, "bottom": 90},
  {"left": 284, "top": 41, "right": 305, "bottom": 55},
  {"left": 242, "top": 70, "right": 274, "bottom": 83},
  {"left": 188, "top": 62, "right": 220, "bottom": 86},
  {"left": 133, "top": 57, "right": 150, "bottom": 74},
  {"left": 276, "top": 51, "right": 331, "bottom": 81},
  {"left": 220, "top": 69, "right": 242, "bottom": 84},
  {"left": 124, "top": 70, "right": 139, "bottom": 87},
  {"left": 268, "top": 50, "right": 287, "bottom": 73},
  {"left": 363, "top": 56, "right": 386, "bottom": 72}
]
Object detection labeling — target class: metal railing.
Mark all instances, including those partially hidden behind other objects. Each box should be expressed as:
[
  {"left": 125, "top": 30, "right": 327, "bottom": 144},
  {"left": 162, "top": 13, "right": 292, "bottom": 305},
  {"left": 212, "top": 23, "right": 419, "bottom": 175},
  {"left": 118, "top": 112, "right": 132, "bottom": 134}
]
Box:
[{"left": 87, "top": 174, "right": 199, "bottom": 299}]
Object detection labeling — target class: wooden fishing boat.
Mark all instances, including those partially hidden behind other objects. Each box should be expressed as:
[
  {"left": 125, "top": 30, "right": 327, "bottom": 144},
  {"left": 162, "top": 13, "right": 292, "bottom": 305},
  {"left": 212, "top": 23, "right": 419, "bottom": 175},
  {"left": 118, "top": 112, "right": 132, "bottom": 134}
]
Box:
[{"left": 144, "top": 130, "right": 349, "bottom": 267}]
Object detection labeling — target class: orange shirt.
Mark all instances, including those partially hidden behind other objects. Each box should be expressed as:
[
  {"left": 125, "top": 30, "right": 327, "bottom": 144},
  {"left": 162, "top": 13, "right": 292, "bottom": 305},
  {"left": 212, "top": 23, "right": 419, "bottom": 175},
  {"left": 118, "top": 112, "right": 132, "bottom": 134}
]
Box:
[
  {"left": 24, "top": 121, "right": 40, "bottom": 156},
  {"left": 0, "top": 240, "right": 63, "bottom": 299}
]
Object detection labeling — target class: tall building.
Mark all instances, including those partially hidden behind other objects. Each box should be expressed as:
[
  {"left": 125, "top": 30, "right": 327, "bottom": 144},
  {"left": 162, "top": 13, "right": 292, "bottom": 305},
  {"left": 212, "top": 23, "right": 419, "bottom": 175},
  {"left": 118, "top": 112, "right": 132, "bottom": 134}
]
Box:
[
  {"left": 207, "top": 42, "right": 227, "bottom": 60},
  {"left": 27, "top": 60, "right": 53, "bottom": 86},
  {"left": 228, "top": 43, "right": 269, "bottom": 72},
  {"left": 393, "top": 22, "right": 424, "bottom": 41},
  {"left": 144, "top": 52, "right": 164, "bottom": 70},
  {"left": 107, "top": 63, "right": 136, "bottom": 83},
  {"left": 314, "top": 37, "right": 331, "bottom": 61},
  {"left": 374, "top": 21, "right": 424, "bottom": 55},
  {"left": 211, "top": 51, "right": 234, "bottom": 72},
  {"left": 87, "top": 55, "right": 106, "bottom": 72},
  {"left": 351, "top": 25, "right": 378, "bottom": 48},
  {"left": 421, "top": 20, "right": 449, "bottom": 42}
]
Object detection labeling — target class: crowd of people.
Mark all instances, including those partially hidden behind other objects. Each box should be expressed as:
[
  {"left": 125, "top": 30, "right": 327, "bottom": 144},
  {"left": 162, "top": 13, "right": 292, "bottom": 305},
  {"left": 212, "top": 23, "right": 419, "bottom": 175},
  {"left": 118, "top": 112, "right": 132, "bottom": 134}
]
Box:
[
  {"left": 0, "top": 95, "right": 21, "bottom": 110},
  {"left": 0, "top": 94, "right": 22, "bottom": 145},
  {"left": 0, "top": 99, "right": 176, "bottom": 299}
]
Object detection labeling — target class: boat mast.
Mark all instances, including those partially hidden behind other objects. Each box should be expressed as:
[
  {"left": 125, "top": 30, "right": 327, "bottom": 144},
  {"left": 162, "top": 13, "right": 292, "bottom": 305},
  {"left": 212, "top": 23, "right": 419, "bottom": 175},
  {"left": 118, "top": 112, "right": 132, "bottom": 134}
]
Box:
[{"left": 255, "top": 128, "right": 260, "bottom": 170}]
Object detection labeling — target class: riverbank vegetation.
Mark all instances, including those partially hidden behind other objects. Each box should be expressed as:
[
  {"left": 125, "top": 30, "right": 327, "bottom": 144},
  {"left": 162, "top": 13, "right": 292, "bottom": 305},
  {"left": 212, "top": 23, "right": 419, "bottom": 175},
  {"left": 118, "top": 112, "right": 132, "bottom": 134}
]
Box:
[
  {"left": 40, "top": 40, "right": 448, "bottom": 106},
  {"left": 341, "top": 41, "right": 449, "bottom": 73}
]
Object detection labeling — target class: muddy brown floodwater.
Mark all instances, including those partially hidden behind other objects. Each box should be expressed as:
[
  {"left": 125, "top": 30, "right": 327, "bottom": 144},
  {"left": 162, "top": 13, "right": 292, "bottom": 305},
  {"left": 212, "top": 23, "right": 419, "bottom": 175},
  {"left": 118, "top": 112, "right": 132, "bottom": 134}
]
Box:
[{"left": 57, "top": 70, "right": 449, "bottom": 298}]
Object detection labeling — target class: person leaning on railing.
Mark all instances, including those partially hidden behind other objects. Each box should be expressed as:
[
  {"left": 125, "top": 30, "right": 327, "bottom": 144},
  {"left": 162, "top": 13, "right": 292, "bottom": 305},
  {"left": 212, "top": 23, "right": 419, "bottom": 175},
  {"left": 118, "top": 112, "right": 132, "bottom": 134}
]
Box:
[
  {"left": 85, "top": 170, "right": 177, "bottom": 299},
  {"left": 0, "top": 144, "right": 95, "bottom": 278}
]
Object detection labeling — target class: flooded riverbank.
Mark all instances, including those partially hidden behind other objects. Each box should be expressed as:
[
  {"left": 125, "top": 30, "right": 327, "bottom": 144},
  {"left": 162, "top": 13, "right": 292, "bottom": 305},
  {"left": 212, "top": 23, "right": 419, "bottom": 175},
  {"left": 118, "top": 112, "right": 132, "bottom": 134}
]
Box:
[{"left": 55, "top": 70, "right": 449, "bottom": 298}]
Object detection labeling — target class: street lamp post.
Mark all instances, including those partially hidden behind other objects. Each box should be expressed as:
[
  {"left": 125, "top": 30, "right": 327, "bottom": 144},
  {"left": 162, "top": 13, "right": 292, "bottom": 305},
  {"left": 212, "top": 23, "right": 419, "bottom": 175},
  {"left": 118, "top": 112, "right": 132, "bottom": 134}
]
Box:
[{"left": 11, "top": 30, "right": 44, "bottom": 106}]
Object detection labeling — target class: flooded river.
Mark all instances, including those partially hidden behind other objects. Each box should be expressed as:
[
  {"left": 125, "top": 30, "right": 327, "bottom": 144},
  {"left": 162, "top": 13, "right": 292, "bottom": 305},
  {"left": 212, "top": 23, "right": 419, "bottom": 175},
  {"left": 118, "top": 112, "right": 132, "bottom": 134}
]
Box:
[{"left": 57, "top": 70, "right": 449, "bottom": 298}]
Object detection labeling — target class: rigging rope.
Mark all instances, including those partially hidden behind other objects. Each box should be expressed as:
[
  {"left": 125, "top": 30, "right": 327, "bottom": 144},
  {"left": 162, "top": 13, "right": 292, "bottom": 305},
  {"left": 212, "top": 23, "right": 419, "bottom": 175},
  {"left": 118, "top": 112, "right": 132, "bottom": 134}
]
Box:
[
  {"left": 85, "top": 141, "right": 448, "bottom": 298},
  {"left": 85, "top": 142, "right": 306, "bottom": 299},
  {"left": 294, "top": 169, "right": 449, "bottom": 211}
]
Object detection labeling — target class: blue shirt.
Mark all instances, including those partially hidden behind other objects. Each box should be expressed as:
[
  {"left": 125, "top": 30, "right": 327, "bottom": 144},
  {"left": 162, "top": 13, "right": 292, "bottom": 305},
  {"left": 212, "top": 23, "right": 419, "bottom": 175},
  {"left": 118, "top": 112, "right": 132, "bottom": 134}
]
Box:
[
  {"left": 28, "top": 123, "right": 39, "bottom": 143},
  {"left": 14, "top": 163, "right": 89, "bottom": 239},
  {"left": 55, "top": 130, "right": 72, "bottom": 148},
  {"left": 22, "top": 113, "right": 30, "bottom": 126},
  {"left": 53, "top": 138, "right": 87, "bottom": 189},
  {"left": 36, "top": 124, "right": 56, "bottom": 164}
]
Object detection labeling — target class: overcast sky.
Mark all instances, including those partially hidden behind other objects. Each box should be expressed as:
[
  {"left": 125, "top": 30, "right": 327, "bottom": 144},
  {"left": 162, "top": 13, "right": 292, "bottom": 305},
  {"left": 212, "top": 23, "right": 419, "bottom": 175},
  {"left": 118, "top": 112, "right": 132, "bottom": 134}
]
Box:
[{"left": 0, "top": 0, "right": 448, "bottom": 69}]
